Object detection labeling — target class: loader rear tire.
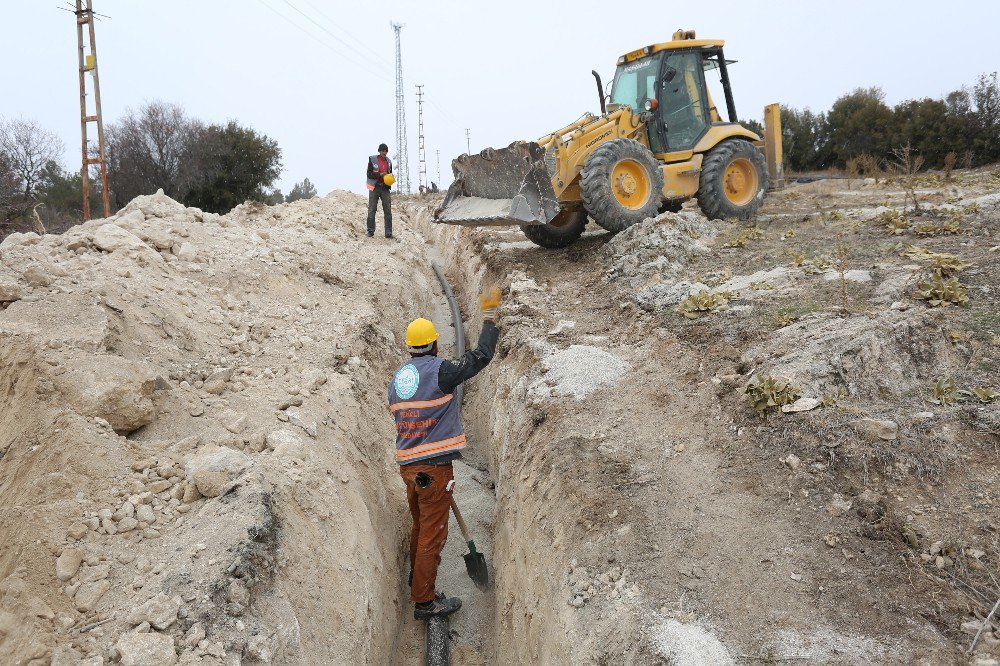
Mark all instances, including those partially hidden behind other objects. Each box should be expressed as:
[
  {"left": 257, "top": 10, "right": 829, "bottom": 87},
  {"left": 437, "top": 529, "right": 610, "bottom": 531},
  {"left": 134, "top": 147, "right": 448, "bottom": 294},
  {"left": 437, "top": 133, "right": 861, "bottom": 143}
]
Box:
[
  {"left": 697, "top": 139, "right": 768, "bottom": 220},
  {"left": 521, "top": 209, "right": 587, "bottom": 248},
  {"left": 581, "top": 139, "right": 664, "bottom": 233}
]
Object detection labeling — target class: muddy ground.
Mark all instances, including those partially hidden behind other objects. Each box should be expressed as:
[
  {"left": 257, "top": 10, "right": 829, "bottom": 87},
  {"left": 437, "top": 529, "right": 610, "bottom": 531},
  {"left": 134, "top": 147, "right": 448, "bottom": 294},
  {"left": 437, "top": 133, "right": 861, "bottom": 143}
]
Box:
[{"left": 0, "top": 165, "right": 997, "bottom": 665}]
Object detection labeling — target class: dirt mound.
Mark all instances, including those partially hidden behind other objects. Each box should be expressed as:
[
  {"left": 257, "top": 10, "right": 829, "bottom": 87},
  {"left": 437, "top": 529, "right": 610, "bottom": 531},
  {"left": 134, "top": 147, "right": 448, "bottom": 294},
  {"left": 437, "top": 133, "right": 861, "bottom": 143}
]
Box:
[{"left": 0, "top": 190, "right": 441, "bottom": 665}]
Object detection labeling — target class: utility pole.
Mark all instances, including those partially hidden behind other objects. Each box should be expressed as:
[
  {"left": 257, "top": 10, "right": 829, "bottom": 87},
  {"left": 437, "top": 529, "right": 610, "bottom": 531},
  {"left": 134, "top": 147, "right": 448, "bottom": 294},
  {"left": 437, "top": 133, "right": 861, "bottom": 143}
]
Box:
[
  {"left": 390, "top": 22, "right": 411, "bottom": 195},
  {"left": 75, "top": 0, "right": 111, "bottom": 220},
  {"left": 415, "top": 84, "right": 427, "bottom": 193},
  {"left": 436, "top": 149, "right": 441, "bottom": 187},
  {"left": 465, "top": 128, "right": 471, "bottom": 155}
]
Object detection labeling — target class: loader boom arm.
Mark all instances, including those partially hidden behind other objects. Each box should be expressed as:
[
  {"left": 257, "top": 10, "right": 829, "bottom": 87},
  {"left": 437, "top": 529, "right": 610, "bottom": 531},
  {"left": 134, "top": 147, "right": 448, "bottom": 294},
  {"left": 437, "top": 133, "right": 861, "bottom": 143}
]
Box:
[{"left": 537, "top": 106, "right": 648, "bottom": 198}]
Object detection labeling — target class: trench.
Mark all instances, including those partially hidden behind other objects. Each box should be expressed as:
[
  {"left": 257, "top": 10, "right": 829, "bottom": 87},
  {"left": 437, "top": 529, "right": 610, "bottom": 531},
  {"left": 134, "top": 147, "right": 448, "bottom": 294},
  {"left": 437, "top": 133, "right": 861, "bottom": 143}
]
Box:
[
  {"left": 383, "top": 206, "right": 617, "bottom": 666},
  {"left": 389, "top": 241, "right": 502, "bottom": 665}
]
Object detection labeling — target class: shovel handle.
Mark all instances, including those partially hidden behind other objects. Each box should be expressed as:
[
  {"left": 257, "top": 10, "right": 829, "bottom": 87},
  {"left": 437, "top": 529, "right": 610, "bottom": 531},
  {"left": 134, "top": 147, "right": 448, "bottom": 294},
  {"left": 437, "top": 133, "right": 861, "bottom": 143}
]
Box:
[{"left": 450, "top": 497, "right": 472, "bottom": 542}]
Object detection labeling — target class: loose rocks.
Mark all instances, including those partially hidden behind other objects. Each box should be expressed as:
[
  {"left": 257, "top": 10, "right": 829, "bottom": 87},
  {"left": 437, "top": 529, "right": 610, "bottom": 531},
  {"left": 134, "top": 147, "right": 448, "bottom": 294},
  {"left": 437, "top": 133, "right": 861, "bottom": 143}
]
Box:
[
  {"left": 55, "top": 548, "right": 85, "bottom": 581},
  {"left": 127, "top": 594, "right": 181, "bottom": 630},
  {"left": 73, "top": 580, "right": 111, "bottom": 612},
  {"left": 116, "top": 631, "right": 177, "bottom": 666},
  {"left": 852, "top": 418, "right": 899, "bottom": 441},
  {"left": 185, "top": 445, "right": 251, "bottom": 497}
]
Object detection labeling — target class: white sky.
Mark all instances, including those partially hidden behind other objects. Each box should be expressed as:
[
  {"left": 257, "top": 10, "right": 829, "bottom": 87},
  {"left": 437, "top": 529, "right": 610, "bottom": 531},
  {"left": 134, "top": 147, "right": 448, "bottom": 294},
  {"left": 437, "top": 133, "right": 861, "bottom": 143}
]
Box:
[{"left": 4, "top": 0, "right": 999, "bottom": 200}]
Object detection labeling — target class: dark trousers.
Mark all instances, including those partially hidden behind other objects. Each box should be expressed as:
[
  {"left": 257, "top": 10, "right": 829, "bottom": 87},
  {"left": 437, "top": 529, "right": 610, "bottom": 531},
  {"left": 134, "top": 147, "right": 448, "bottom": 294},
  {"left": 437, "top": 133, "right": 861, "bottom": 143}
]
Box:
[{"left": 367, "top": 188, "right": 392, "bottom": 236}]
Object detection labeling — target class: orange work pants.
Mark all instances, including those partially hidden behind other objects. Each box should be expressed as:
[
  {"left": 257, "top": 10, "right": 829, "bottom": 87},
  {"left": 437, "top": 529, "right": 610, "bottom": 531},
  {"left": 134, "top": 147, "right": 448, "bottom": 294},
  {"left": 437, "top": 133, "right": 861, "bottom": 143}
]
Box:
[{"left": 399, "top": 463, "right": 454, "bottom": 604}]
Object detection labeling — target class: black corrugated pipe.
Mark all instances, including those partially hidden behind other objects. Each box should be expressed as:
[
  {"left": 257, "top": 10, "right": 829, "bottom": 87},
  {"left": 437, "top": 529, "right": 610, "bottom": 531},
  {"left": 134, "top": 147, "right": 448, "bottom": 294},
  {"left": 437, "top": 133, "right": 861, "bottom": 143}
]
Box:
[
  {"left": 425, "top": 259, "right": 458, "bottom": 666},
  {"left": 431, "top": 260, "right": 465, "bottom": 404},
  {"left": 424, "top": 616, "right": 450, "bottom": 666},
  {"left": 592, "top": 70, "right": 607, "bottom": 115}
]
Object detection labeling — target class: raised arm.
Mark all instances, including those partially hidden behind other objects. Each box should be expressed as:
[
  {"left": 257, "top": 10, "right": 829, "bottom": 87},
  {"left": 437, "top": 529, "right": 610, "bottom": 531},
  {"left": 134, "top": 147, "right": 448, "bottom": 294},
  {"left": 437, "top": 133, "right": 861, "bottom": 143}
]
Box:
[{"left": 437, "top": 287, "right": 502, "bottom": 394}]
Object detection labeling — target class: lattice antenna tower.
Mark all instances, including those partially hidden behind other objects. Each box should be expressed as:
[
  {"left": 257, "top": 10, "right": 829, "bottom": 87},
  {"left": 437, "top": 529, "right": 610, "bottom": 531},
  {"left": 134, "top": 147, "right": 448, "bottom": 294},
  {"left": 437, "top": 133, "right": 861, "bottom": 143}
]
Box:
[
  {"left": 390, "top": 22, "right": 411, "bottom": 195},
  {"left": 74, "top": 0, "right": 111, "bottom": 219},
  {"left": 415, "top": 84, "right": 427, "bottom": 192}
]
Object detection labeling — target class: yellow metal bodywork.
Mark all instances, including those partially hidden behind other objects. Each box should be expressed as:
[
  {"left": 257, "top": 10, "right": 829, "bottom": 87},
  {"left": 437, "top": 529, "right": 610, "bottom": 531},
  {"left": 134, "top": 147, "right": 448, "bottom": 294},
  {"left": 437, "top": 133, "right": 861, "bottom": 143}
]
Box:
[
  {"left": 532, "top": 31, "right": 781, "bottom": 209},
  {"left": 763, "top": 103, "right": 785, "bottom": 188},
  {"left": 538, "top": 107, "right": 648, "bottom": 196},
  {"left": 660, "top": 155, "right": 703, "bottom": 201},
  {"left": 535, "top": 104, "right": 768, "bottom": 208},
  {"left": 621, "top": 38, "right": 725, "bottom": 63}
]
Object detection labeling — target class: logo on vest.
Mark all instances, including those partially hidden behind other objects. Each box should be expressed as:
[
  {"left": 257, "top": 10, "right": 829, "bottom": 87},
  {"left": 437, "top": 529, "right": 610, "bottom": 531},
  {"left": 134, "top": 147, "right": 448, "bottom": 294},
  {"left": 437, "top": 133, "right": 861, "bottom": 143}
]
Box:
[{"left": 394, "top": 363, "right": 420, "bottom": 400}]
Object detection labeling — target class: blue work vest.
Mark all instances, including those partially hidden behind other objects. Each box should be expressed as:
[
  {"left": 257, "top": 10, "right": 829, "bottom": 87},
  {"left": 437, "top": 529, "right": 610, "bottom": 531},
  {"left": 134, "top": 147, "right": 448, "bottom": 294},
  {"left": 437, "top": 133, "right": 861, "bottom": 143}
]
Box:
[
  {"left": 388, "top": 355, "right": 466, "bottom": 464},
  {"left": 367, "top": 155, "right": 393, "bottom": 191}
]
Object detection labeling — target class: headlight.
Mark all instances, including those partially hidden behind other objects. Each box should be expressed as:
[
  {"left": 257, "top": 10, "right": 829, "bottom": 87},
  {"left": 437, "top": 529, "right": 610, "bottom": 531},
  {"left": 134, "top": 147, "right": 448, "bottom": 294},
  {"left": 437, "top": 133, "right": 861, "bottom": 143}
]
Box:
[{"left": 644, "top": 98, "right": 659, "bottom": 112}]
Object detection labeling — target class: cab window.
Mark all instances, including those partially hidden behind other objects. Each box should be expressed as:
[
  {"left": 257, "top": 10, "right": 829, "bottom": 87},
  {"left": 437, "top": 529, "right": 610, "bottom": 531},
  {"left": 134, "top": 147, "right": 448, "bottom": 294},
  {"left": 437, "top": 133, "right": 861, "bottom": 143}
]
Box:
[{"left": 610, "top": 54, "right": 663, "bottom": 111}]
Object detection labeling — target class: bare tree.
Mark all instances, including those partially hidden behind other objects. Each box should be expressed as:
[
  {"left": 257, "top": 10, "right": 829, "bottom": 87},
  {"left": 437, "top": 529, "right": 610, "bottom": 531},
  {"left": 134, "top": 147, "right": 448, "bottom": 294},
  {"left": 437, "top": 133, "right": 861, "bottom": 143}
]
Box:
[
  {"left": 105, "top": 101, "right": 203, "bottom": 207},
  {"left": 891, "top": 142, "right": 925, "bottom": 213},
  {"left": 0, "top": 118, "right": 65, "bottom": 199}
]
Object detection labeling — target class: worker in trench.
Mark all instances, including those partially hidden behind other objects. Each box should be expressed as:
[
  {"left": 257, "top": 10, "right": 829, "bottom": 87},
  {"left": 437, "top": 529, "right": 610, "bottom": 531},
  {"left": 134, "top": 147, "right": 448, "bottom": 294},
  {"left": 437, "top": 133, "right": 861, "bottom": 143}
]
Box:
[
  {"left": 388, "top": 287, "right": 502, "bottom": 619},
  {"left": 365, "top": 142, "right": 395, "bottom": 238}
]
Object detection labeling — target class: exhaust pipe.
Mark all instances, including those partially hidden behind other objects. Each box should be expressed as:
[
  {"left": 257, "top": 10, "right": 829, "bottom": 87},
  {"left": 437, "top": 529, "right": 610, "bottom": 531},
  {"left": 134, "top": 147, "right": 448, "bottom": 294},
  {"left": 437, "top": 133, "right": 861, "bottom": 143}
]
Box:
[{"left": 592, "top": 70, "right": 606, "bottom": 115}]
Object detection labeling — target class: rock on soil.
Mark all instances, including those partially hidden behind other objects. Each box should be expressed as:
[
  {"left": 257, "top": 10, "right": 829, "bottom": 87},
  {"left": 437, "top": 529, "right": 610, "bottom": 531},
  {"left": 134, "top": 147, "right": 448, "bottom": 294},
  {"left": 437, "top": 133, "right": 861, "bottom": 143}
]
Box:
[
  {"left": 741, "top": 310, "right": 949, "bottom": 401},
  {"left": 127, "top": 593, "right": 181, "bottom": 630},
  {"left": 52, "top": 355, "right": 160, "bottom": 434},
  {"left": 115, "top": 631, "right": 177, "bottom": 666},
  {"left": 55, "top": 548, "right": 84, "bottom": 581},
  {"left": 603, "top": 211, "right": 717, "bottom": 290},
  {"left": 185, "top": 445, "right": 251, "bottom": 498}
]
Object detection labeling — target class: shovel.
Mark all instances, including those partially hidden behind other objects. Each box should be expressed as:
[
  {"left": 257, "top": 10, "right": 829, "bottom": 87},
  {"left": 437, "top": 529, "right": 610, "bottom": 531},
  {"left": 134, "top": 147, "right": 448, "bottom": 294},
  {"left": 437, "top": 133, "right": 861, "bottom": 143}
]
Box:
[{"left": 450, "top": 496, "right": 489, "bottom": 590}]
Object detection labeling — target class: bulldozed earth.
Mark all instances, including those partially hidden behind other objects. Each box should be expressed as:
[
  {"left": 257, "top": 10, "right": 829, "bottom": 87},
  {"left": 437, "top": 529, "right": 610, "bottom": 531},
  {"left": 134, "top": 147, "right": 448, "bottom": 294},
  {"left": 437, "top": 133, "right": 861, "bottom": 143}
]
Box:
[{"left": 0, "top": 167, "right": 997, "bottom": 665}]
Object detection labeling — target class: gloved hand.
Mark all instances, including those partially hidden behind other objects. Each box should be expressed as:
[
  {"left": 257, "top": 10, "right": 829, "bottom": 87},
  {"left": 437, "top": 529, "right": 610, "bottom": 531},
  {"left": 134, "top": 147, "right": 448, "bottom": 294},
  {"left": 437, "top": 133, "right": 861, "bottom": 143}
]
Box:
[{"left": 479, "top": 286, "right": 501, "bottom": 321}]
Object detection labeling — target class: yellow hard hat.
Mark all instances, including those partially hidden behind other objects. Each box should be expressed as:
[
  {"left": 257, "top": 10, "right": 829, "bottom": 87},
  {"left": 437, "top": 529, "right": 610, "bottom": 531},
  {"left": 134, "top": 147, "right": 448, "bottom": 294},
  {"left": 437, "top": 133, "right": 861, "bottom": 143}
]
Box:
[
  {"left": 383, "top": 173, "right": 396, "bottom": 186},
  {"left": 405, "top": 318, "right": 438, "bottom": 347}
]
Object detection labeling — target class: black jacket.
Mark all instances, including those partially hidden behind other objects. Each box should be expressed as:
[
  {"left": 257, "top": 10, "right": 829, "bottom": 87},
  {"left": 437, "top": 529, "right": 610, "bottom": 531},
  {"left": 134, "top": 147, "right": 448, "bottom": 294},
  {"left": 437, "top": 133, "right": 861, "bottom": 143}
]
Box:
[{"left": 437, "top": 320, "right": 499, "bottom": 394}]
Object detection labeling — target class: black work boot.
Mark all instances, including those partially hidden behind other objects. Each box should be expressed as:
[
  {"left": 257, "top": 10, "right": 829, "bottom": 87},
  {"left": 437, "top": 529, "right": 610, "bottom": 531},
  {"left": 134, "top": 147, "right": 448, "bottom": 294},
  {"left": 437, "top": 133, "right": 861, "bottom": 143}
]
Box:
[{"left": 414, "top": 594, "right": 461, "bottom": 620}]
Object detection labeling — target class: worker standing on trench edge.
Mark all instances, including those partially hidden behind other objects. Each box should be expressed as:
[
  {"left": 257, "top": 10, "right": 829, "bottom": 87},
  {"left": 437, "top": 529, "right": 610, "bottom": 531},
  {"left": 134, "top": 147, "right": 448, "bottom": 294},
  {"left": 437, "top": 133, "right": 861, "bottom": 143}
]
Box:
[
  {"left": 388, "top": 287, "right": 502, "bottom": 619},
  {"left": 365, "top": 143, "right": 395, "bottom": 239}
]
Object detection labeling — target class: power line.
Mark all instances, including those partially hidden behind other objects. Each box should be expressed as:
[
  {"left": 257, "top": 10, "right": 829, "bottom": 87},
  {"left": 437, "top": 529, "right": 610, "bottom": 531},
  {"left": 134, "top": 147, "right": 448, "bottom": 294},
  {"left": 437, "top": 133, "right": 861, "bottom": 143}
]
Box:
[
  {"left": 251, "top": 0, "right": 390, "bottom": 83},
  {"left": 276, "top": 0, "right": 392, "bottom": 78},
  {"left": 296, "top": 0, "right": 393, "bottom": 69},
  {"left": 427, "top": 98, "right": 464, "bottom": 131}
]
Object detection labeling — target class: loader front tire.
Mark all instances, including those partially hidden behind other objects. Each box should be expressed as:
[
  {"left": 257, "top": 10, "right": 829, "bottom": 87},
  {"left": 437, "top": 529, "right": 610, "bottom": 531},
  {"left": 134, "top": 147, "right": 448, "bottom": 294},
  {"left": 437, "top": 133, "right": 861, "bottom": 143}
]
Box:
[
  {"left": 697, "top": 139, "right": 768, "bottom": 220},
  {"left": 521, "top": 208, "right": 587, "bottom": 249},
  {"left": 581, "top": 139, "right": 664, "bottom": 233}
]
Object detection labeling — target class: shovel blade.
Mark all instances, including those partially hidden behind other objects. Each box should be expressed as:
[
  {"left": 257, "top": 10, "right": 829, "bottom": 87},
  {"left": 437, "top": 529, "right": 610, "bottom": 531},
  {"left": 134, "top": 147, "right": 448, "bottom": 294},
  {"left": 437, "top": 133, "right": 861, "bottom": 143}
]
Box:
[{"left": 463, "top": 541, "right": 489, "bottom": 590}]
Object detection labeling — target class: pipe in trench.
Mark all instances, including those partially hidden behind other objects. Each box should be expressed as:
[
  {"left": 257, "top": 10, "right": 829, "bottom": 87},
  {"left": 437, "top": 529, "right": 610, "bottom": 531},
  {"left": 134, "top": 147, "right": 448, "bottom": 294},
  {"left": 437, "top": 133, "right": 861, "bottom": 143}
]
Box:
[{"left": 420, "top": 259, "right": 464, "bottom": 666}]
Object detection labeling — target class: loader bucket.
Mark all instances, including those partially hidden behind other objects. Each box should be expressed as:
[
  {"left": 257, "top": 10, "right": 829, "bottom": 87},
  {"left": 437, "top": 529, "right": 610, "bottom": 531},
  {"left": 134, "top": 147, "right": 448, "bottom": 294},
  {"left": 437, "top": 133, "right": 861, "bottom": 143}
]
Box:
[{"left": 434, "top": 142, "right": 560, "bottom": 226}]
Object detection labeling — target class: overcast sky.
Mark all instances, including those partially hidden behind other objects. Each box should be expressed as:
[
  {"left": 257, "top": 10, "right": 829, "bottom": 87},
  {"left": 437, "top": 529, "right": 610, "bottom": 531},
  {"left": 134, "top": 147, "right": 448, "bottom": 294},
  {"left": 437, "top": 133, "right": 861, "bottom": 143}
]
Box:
[{"left": 4, "top": 1, "right": 999, "bottom": 201}]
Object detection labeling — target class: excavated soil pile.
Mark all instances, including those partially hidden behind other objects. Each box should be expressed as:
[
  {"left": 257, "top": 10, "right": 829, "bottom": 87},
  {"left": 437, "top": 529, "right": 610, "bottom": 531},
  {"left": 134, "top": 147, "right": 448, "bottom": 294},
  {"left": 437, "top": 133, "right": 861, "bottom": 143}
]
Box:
[{"left": 0, "top": 191, "right": 446, "bottom": 665}]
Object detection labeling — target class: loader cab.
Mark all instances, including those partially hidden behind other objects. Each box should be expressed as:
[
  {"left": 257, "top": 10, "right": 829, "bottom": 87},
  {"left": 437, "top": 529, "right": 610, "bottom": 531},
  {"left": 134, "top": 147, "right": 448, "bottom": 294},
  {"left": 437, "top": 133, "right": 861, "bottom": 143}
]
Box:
[{"left": 610, "top": 42, "right": 739, "bottom": 156}]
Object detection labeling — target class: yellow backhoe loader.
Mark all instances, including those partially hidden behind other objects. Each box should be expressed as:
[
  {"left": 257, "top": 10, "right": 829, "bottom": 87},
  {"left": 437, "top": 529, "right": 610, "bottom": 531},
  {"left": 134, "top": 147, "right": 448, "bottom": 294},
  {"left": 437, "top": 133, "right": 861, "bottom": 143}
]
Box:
[{"left": 435, "top": 30, "right": 784, "bottom": 248}]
